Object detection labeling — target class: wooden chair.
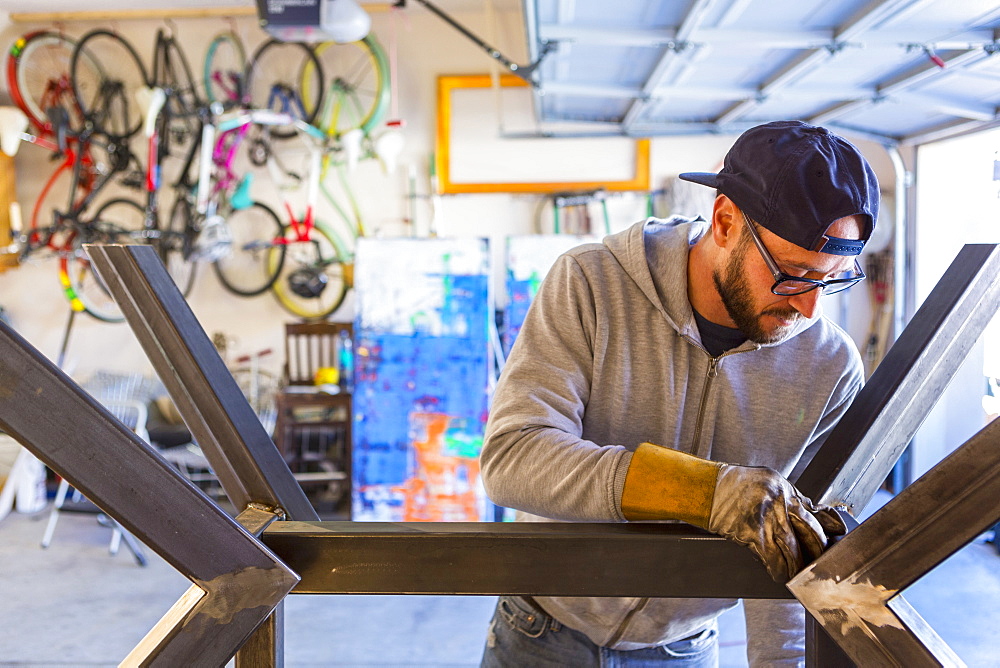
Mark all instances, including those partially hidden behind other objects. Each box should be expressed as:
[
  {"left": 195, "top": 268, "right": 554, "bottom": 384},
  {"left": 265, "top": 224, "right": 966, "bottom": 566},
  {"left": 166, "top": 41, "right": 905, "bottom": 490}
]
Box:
[{"left": 275, "top": 322, "right": 353, "bottom": 508}]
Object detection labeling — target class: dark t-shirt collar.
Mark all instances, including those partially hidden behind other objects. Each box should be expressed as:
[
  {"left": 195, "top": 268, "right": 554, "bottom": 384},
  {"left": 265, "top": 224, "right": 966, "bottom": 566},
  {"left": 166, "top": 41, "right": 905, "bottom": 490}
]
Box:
[{"left": 692, "top": 309, "right": 747, "bottom": 358}]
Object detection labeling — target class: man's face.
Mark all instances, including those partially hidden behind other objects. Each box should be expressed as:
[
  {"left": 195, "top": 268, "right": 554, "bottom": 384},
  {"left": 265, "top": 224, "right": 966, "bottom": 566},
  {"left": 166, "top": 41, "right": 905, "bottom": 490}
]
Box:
[
  {"left": 712, "top": 232, "right": 803, "bottom": 344},
  {"left": 711, "top": 214, "right": 862, "bottom": 344}
]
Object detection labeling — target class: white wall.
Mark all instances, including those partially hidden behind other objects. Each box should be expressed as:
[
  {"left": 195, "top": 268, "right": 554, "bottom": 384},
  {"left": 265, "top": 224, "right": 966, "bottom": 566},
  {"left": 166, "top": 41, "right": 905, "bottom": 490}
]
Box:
[
  {"left": 908, "top": 127, "right": 1000, "bottom": 482},
  {"left": 0, "top": 6, "right": 897, "bottom": 386}
]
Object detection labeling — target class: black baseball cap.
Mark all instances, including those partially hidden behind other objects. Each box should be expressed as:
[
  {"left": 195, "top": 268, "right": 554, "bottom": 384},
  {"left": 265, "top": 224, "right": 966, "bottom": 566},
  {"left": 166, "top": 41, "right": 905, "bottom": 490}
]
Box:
[{"left": 679, "top": 120, "right": 879, "bottom": 256}]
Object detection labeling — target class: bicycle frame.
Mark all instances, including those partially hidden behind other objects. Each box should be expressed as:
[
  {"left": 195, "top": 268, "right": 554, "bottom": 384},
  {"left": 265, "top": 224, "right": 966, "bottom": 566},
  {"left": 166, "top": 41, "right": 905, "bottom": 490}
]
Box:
[
  {"left": 194, "top": 108, "right": 293, "bottom": 218},
  {"left": 20, "top": 125, "right": 135, "bottom": 255},
  {"left": 212, "top": 71, "right": 242, "bottom": 105},
  {"left": 264, "top": 118, "right": 353, "bottom": 258},
  {"left": 268, "top": 127, "right": 319, "bottom": 240}
]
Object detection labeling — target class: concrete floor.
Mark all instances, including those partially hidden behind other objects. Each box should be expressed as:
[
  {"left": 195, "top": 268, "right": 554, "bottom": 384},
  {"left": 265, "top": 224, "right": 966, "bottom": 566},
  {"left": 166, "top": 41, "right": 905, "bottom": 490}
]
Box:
[{"left": 0, "top": 495, "right": 998, "bottom": 667}]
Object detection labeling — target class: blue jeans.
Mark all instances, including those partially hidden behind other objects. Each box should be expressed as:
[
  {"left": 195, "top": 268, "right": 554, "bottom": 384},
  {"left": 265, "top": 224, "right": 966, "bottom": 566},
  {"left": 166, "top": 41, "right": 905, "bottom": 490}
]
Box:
[{"left": 480, "top": 596, "right": 719, "bottom": 667}]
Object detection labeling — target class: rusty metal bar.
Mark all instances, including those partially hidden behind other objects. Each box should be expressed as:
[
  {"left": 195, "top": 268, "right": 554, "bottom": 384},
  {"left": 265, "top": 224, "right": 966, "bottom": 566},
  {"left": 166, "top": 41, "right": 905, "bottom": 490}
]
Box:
[
  {"left": 262, "top": 521, "right": 791, "bottom": 598},
  {"left": 235, "top": 604, "right": 285, "bottom": 668},
  {"left": 86, "top": 243, "right": 318, "bottom": 521},
  {"left": 789, "top": 415, "right": 1000, "bottom": 666},
  {"left": 796, "top": 243, "right": 1000, "bottom": 512},
  {"left": 0, "top": 321, "right": 299, "bottom": 665}
]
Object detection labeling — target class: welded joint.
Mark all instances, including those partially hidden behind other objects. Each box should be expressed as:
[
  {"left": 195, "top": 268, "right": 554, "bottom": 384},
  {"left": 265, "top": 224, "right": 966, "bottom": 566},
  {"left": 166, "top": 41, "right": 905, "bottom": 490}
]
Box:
[
  {"left": 238, "top": 504, "right": 286, "bottom": 537},
  {"left": 790, "top": 568, "right": 902, "bottom": 638}
]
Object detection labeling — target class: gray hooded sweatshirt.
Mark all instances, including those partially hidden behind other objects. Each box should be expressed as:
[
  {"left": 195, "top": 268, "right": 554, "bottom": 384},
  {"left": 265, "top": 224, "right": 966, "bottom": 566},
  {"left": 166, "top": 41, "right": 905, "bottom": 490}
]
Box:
[{"left": 480, "top": 218, "right": 864, "bottom": 664}]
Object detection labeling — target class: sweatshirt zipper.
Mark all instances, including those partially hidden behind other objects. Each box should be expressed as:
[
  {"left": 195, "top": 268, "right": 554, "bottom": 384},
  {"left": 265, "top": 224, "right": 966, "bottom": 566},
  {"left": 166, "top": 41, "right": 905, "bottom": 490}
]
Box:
[
  {"left": 605, "top": 343, "right": 751, "bottom": 648},
  {"left": 605, "top": 355, "right": 722, "bottom": 648},
  {"left": 690, "top": 354, "right": 722, "bottom": 452},
  {"left": 605, "top": 597, "right": 651, "bottom": 648}
]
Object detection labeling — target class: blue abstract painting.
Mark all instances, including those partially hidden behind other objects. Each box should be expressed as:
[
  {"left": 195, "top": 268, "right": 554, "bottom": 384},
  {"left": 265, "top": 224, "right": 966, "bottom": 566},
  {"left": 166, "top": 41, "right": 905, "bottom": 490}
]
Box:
[
  {"left": 502, "top": 235, "right": 597, "bottom": 356},
  {"left": 352, "top": 238, "right": 491, "bottom": 521}
]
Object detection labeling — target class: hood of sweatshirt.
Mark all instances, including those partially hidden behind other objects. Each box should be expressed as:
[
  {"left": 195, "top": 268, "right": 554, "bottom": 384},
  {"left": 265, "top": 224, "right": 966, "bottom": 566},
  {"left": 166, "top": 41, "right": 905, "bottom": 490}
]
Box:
[{"left": 603, "top": 217, "right": 819, "bottom": 349}]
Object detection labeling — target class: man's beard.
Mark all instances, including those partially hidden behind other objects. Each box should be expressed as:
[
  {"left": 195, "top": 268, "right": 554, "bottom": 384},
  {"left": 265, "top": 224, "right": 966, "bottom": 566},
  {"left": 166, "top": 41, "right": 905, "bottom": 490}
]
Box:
[{"left": 712, "top": 247, "right": 801, "bottom": 344}]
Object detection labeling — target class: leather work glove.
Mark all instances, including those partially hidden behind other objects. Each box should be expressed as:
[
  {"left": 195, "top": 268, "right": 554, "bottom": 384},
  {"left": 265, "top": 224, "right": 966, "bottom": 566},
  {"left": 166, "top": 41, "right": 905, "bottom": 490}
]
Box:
[
  {"left": 707, "top": 464, "right": 847, "bottom": 582},
  {"left": 621, "top": 443, "right": 847, "bottom": 583}
]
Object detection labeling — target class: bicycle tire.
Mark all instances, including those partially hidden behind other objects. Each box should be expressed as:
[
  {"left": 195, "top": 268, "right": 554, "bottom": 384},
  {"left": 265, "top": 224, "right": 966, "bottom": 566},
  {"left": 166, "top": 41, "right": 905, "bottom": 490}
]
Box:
[
  {"left": 203, "top": 31, "right": 246, "bottom": 108},
  {"left": 213, "top": 201, "right": 285, "bottom": 296},
  {"left": 305, "top": 35, "right": 390, "bottom": 138},
  {"left": 71, "top": 30, "right": 149, "bottom": 140},
  {"left": 30, "top": 160, "right": 81, "bottom": 252},
  {"left": 7, "top": 31, "right": 99, "bottom": 134},
  {"left": 268, "top": 220, "right": 349, "bottom": 321},
  {"left": 160, "top": 194, "right": 197, "bottom": 297},
  {"left": 60, "top": 197, "right": 148, "bottom": 322},
  {"left": 244, "top": 40, "right": 323, "bottom": 139},
  {"left": 152, "top": 31, "right": 201, "bottom": 116},
  {"left": 151, "top": 31, "right": 202, "bottom": 153}
]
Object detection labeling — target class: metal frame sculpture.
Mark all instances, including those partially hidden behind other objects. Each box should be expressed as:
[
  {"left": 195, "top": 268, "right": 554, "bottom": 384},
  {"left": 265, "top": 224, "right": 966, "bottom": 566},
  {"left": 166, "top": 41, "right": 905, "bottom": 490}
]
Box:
[
  {"left": 796, "top": 243, "right": 1000, "bottom": 512},
  {"left": 0, "top": 322, "right": 298, "bottom": 666},
  {"left": 790, "top": 416, "right": 1000, "bottom": 666},
  {"left": 0, "top": 242, "right": 997, "bottom": 665}
]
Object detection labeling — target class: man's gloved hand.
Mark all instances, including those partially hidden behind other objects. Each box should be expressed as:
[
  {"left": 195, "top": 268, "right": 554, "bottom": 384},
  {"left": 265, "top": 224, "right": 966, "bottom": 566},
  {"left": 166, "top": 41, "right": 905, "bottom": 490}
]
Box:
[
  {"left": 707, "top": 464, "right": 847, "bottom": 583},
  {"left": 621, "top": 443, "right": 847, "bottom": 583}
]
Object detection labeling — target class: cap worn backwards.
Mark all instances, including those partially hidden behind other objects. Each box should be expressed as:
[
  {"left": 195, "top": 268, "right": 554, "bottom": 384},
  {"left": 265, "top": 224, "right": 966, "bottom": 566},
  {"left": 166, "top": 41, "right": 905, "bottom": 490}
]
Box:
[{"left": 678, "top": 120, "right": 879, "bottom": 256}]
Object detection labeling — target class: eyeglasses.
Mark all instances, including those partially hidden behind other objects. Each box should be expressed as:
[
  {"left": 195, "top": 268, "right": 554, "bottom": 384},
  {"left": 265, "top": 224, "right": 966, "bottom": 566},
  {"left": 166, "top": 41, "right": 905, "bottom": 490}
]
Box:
[{"left": 741, "top": 212, "right": 866, "bottom": 296}]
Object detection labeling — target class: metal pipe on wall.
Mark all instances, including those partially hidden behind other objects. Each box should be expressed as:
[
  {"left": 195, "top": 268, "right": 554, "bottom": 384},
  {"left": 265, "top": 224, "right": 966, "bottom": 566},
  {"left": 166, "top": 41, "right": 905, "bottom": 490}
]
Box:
[{"left": 887, "top": 144, "right": 913, "bottom": 338}]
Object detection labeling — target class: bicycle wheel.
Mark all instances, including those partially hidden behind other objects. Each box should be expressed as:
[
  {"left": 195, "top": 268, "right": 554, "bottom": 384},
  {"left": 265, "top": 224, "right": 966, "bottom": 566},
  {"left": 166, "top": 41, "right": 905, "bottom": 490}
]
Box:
[
  {"left": 71, "top": 30, "right": 149, "bottom": 140},
  {"left": 60, "top": 197, "right": 148, "bottom": 322},
  {"left": 306, "top": 35, "right": 390, "bottom": 138},
  {"left": 268, "top": 221, "right": 348, "bottom": 321},
  {"left": 159, "top": 194, "right": 197, "bottom": 297},
  {"left": 151, "top": 31, "right": 201, "bottom": 151},
  {"left": 203, "top": 31, "right": 246, "bottom": 108},
  {"left": 7, "top": 31, "right": 100, "bottom": 133},
  {"left": 244, "top": 40, "right": 323, "bottom": 138},
  {"left": 30, "top": 161, "right": 76, "bottom": 252},
  {"left": 153, "top": 32, "right": 201, "bottom": 115},
  {"left": 213, "top": 201, "right": 285, "bottom": 296}
]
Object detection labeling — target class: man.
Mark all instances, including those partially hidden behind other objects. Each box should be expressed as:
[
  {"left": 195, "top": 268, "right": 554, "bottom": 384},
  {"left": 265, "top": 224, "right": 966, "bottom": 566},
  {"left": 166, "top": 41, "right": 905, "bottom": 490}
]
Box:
[{"left": 479, "top": 120, "right": 879, "bottom": 666}]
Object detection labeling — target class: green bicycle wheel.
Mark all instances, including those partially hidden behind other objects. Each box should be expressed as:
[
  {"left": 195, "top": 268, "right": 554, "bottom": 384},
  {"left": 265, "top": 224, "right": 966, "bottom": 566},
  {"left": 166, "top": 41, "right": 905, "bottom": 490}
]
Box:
[
  {"left": 305, "top": 35, "right": 390, "bottom": 139},
  {"left": 203, "top": 31, "right": 246, "bottom": 108},
  {"left": 213, "top": 201, "right": 285, "bottom": 296},
  {"left": 268, "top": 220, "right": 349, "bottom": 321}
]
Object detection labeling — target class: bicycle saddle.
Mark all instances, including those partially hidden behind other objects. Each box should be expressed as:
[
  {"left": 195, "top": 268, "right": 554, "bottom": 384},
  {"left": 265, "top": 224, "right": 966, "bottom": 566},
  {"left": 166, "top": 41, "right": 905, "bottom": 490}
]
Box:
[{"left": 0, "top": 106, "right": 28, "bottom": 157}]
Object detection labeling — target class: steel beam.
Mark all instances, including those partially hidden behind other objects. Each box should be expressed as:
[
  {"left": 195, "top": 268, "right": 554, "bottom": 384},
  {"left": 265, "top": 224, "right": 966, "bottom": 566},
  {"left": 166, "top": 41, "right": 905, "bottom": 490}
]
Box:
[
  {"left": 86, "top": 243, "right": 318, "bottom": 521},
  {"left": 0, "top": 322, "right": 299, "bottom": 666},
  {"left": 796, "top": 243, "right": 1000, "bottom": 512},
  {"left": 261, "top": 521, "right": 791, "bottom": 598},
  {"left": 789, "top": 414, "right": 1000, "bottom": 666}
]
